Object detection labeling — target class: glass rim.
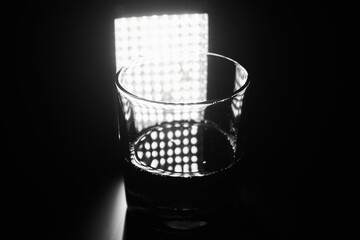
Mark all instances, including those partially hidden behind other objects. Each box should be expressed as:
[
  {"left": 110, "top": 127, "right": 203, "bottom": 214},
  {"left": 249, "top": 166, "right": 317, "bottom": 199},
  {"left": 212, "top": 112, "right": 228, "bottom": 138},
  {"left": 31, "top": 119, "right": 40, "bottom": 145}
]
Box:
[{"left": 115, "top": 52, "right": 249, "bottom": 107}]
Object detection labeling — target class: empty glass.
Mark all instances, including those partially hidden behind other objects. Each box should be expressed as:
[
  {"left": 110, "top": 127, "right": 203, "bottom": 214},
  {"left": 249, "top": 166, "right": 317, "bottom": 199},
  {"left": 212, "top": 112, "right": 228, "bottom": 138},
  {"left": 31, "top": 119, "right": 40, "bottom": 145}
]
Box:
[{"left": 115, "top": 52, "right": 249, "bottom": 230}]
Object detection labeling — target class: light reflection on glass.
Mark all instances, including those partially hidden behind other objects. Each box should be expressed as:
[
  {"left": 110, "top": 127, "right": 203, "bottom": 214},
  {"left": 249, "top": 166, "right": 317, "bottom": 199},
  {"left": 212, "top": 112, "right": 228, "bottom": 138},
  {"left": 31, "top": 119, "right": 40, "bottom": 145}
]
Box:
[
  {"left": 132, "top": 122, "right": 203, "bottom": 177},
  {"left": 231, "top": 65, "right": 247, "bottom": 118},
  {"left": 229, "top": 65, "right": 247, "bottom": 146}
]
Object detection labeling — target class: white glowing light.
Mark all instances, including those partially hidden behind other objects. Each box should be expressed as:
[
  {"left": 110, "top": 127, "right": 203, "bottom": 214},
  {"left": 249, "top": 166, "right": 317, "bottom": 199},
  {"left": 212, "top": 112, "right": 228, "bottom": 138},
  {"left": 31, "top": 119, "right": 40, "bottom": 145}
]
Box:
[
  {"left": 191, "top": 127, "right": 198, "bottom": 135},
  {"left": 166, "top": 114, "right": 174, "bottom": 122},
  {"left": 182, "top": 112, "right": 190, "bottom": 119},
  {"left": 160, "top": 149, "right": 165, "bottom": 156},
  {"left": 115, "top": 13, "right": 208, "bottom": 130},
  {"left": 174, "top": 113, "right": 182, "bottom": 121},
  {"left": 167, "top": 131, "right": 174, "bottom": 139},
  {"left": 149, "top": 113, "right": 157, "bottom": 122},
  {"left": 167, "top": 149, "right": 174, "bottom": 156},
  {"left": 160, "top": 158, "right": 166, "bottom": 165},
  {"left": 191, "top": 156, "right": 198, "bottom": 162},
  {"left": 175, "top": 164, "right": 182, "bottom": 173},
  {"left": 115, "top": 13, "right": 208, "bottom": 71},
  {"left": 144, "top": 142, "right": 150, "bottom": 150},
  {"left": 150, "top": 132, "right": 158, "bottom": 140},
  {"left": 137, "top": 151, "right": 143, "bottom": 159},
  {"left": 152, "top": 151, "right": 158, "bottom": 157},
  {"left": 191, "top": 137, "right": 198, "bottom": 144},
  {"left": 183, "top": 146, "right": 189, "bottom": 154},
  {"left": 190, "top": 112, "right": 200, "bottom": 119},
  {"left": 151, "top": 159, "right": 159, "bottom": 168},
  {"left": 167, "top": 157, "right": 174, "bottom": 164},
  {"left": 175, "top": 147, "right": 181, "bottom": 155},
  {"left": 183, "top": 164, "right": 190, "bottom": 173},
  {"left": 173, "top": 139, "right": 181, "bottom": 146},
  {"left": 191, "top": 163, "right": 198, "bottom": 172},
  {"left": 191, "top": 146, "right": 198, "bottom": 154}
]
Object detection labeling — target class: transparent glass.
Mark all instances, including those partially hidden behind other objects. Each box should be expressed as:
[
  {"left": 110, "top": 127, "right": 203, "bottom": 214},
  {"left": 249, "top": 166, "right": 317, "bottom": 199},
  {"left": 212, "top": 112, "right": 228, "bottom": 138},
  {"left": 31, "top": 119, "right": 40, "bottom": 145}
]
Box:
[{"left": 115, "top": 52, "right": 249, "bottom": 230}]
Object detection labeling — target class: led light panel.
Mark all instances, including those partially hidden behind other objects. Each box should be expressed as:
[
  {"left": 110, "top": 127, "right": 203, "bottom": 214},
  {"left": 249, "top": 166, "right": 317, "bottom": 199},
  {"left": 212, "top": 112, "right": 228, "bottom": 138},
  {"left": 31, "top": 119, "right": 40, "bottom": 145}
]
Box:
[
  {"left": 115, "top": 13, "right": 209, "bottom": 131},
  {"left": 114, "top": 13, "right": 208, "bottom": 71}
]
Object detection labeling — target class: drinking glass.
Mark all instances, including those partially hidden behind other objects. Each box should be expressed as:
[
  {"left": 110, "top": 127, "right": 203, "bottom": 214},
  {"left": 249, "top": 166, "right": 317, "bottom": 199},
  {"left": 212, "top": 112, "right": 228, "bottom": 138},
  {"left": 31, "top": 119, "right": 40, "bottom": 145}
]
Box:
[{"left": 115, "top": 52, "right": 249, "bottom": 230}]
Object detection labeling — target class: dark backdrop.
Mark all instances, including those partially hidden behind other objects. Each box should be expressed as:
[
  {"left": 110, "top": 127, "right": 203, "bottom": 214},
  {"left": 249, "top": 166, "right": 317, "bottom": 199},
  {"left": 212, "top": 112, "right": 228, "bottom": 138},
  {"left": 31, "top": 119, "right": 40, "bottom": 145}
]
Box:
[{"left": 10, "top": 0, "right": 344, "bottom": 239}]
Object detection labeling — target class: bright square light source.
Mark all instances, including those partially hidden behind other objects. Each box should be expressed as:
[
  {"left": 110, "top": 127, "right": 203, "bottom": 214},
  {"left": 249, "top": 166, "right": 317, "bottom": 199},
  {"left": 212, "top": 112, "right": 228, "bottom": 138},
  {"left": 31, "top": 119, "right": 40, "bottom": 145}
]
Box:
[
  {"left": 115, "top": 13, "right": 208, "bottom": 131},
  {"left": 114, "top": 13, "right": 208, "bottom": 71}
]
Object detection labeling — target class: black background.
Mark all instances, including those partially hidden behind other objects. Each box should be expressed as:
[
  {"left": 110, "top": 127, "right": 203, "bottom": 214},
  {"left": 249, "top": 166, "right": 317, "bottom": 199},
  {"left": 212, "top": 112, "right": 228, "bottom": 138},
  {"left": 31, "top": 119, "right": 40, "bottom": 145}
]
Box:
[{"left": 9, "top": 0, "right": 351, "bottom": 238}]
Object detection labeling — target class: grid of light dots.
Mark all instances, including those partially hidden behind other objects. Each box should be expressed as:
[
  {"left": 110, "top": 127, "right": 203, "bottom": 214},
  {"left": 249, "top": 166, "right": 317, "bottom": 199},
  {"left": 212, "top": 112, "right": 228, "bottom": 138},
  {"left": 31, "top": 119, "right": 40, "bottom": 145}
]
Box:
[
  {"left": 114, "top": 13, "right": 209, "bottom": 131},
  {"left": 133, "top": 122, "right": 203, "bottom": 177},
  {"left": 123, "top": 54, "right": 207, "bottom": 130},
  {"left": 114, "top": 13, "right": 208, "bottom": 71}
]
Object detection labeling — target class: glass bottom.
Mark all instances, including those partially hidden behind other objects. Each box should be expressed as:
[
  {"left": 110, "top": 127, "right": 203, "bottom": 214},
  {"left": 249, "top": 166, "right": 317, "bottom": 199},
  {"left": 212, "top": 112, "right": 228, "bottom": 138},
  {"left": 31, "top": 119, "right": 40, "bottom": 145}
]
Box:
[
  {"left": 124, "top": 193, "right": 241, "bottom": 234},
  {"left": 123, "top": 120, "right": 244, "bottom": 231}
]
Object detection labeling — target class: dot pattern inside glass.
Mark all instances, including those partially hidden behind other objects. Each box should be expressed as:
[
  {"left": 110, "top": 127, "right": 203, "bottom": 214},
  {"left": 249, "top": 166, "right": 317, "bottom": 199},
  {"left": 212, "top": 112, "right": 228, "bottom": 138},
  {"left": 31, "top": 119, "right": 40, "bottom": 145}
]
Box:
[{"left": 131, "top": 121, "right": 236, "bottom": 177}]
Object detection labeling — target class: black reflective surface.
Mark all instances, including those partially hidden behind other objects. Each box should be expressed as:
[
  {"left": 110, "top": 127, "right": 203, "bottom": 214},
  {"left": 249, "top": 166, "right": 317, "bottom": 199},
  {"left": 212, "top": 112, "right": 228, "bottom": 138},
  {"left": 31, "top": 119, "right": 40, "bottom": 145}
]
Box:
[{"left": 9, "top": 0, "right": 352, "bottom": 239}]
